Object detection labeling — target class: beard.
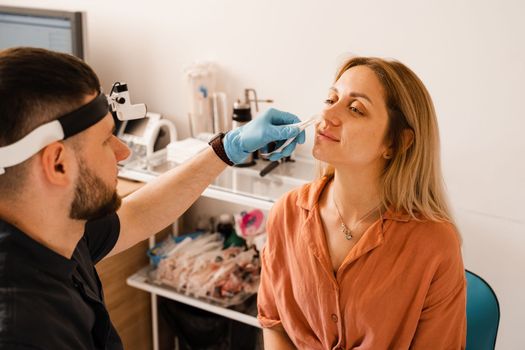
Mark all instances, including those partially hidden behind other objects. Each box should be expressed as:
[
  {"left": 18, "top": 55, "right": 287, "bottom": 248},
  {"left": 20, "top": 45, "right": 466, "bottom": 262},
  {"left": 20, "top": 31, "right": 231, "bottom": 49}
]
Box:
[{"left": 69, "top": 161, "right": 122, "bottom": 221}]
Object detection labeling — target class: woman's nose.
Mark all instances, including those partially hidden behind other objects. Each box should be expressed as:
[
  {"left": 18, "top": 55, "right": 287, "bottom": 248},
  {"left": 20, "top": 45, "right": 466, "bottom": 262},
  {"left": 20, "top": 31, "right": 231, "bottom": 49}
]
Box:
[{"left": 322, "top": 107, "right": 342, "bottom": 127}]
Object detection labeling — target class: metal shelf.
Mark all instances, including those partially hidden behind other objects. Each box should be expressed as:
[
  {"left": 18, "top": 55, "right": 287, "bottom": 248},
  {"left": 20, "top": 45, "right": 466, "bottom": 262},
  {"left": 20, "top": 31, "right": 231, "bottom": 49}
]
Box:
[
  {"left": 118, "top": 150, "right": 315, "bottom": 210},
  {"left": 127, "top": 267, "right": 261, "bottom": 328}
]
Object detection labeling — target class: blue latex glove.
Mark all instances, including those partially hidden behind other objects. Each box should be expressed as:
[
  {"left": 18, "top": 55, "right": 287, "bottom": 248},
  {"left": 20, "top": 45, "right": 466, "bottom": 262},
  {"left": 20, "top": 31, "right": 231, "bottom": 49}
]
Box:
[{"left": 224, "top": 108, "right": 306, "bottom": 163}]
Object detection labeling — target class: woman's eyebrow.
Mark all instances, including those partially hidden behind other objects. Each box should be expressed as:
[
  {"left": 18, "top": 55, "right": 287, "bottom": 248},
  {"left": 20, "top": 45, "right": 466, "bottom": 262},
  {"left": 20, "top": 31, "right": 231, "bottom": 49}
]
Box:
[
  {"left": 329, "top": 87, "right": 373, "bottom": 105},
  {"left": 349, "top": 92, "right": 372, "bottom": 105}
]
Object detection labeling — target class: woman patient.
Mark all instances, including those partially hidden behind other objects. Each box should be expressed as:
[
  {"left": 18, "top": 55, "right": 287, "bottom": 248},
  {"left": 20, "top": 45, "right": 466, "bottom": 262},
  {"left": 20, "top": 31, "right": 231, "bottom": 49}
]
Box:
[{"left": 257, "top": 57, "right": 466, "bottom": 349}]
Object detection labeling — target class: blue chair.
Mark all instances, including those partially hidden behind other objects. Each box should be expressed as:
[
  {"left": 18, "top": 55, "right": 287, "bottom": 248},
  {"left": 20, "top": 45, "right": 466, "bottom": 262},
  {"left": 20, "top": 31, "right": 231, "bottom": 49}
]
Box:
[{"left": 466, "top": 270, "right": 500, "bottom": 350}]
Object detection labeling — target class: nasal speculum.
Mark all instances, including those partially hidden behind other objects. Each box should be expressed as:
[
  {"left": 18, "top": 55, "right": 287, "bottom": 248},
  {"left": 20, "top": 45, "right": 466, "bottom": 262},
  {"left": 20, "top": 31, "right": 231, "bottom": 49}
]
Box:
[{"left": 260, "top": 115, "right": 321, "bottom": 157}]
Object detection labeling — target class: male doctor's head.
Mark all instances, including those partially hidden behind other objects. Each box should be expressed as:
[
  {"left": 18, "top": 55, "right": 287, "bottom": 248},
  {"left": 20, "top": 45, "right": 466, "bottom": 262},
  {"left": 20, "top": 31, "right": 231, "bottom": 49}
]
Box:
[{"left": 0, "top": 47, "right": 130, "bottom": 221}]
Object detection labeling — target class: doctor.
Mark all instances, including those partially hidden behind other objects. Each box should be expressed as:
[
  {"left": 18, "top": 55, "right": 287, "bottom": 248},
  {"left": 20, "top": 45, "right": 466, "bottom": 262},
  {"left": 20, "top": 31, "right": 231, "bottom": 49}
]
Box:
[{"left": 0, "top": 47, "right": 303, "bottom": 349}]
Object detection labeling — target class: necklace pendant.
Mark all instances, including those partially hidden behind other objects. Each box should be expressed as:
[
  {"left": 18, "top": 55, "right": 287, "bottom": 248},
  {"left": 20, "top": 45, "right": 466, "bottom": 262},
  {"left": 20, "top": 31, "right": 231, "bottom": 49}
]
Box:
[{"left": 341, "top": 224, "right": 353, "bottom": 240}]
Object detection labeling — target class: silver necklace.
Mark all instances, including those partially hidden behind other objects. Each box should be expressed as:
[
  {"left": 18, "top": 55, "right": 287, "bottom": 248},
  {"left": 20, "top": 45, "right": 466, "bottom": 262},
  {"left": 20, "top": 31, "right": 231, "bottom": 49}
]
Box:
[{"left": 333, "top": 197, "right": 381, "bottom": 240}]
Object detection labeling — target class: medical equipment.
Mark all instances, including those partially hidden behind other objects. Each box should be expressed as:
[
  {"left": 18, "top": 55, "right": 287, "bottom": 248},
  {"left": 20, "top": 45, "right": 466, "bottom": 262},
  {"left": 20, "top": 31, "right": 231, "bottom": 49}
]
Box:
[
  {"left": 259, "top": 159, "right": 281, "bottom": 177},
  {"left": 259, "top": 114, "right": 321, "bottom": 158},
  {"left": 117, "top": 112, "right": 177, "bottom": 161},
  {"left": 185, "top": 62, "right": 229, "bottom": 138},
  {"left": 0, "top": 82, "right": 146, "bottom": 174},
  {"left": 185, "top": 62, "right": 213, "bottom": 137},
  {"left": 223, "top": 108, "right": 302, "bottom": 165},
  {"left": 232, "top": 99, "right": 251, "bottom": 130},
  {"left": 232, "top": 88, "right": 273, "bottom": 129},
  {"left": 108, "top": 82, "right": 146, "bottom": 121},
  {"left": 232, "top": 88, "right": 274, "bottom": 167},
  {"left": 212, "top": 92, "right": 229, "bottom": 133},
  {"left": 257, "top": 115, "right": 319, "bottom": 177},
  {"left": 150, "top": 207, "right": 266, "bottom": 306},
  {"left": 152, "top": 232, "right": 261, "bottom": 306}
]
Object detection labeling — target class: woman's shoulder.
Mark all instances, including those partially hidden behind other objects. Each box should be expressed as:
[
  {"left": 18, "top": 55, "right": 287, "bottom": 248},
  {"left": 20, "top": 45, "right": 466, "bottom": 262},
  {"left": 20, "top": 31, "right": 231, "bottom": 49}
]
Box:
[
  {"left": 400, "top": 218, "right": 462, "bottom": 260},
  {"left": 385, "top": 207, "right": 459, "bottom": 245},
  {"left": 414, "top": 219, "right": 459, "bottom": 242}
]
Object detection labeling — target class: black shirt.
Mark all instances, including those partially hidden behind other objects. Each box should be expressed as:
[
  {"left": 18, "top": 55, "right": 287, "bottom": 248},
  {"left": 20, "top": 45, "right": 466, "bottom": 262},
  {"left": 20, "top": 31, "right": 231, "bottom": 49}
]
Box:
[{"left": 0, "top": 214, "right": 123, "bottom": 349}]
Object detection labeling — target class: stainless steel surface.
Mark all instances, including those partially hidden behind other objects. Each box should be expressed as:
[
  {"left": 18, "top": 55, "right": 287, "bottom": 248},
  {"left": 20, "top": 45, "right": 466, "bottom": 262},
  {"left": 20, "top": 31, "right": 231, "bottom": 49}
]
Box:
[{"left": 118, "top": 150, "right": 315, "bottom": 203}]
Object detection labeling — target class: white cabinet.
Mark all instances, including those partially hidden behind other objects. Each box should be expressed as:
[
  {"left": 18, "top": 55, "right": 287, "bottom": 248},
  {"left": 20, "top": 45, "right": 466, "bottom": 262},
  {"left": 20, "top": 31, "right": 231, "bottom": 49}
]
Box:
[{"left": 123, "top": 154, "right": 315, "bottom": 350}]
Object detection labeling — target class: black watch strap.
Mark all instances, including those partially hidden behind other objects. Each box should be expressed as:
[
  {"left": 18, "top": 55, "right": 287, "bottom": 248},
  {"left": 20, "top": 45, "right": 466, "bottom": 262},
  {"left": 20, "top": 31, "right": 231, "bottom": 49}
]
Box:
[{"left": 209, "top": 133, "right": 234, "bottom": 166}]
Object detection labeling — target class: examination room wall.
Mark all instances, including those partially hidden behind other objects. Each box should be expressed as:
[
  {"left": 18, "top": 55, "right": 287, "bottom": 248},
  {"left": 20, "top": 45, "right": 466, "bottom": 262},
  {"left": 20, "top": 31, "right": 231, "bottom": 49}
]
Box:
[{"left": 1, "top": 0, "right": 523, "bottom": 348}]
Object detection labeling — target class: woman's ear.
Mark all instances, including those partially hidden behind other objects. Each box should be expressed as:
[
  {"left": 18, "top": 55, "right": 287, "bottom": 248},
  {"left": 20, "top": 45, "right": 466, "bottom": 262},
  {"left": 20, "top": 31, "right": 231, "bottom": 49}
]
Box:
[
  {"left": 40, "top": 142, "right": 74, "bottom": 187},
  {"left": 383, "top": 128, "right": 414, "bottom": 159},
  {"left": 382, "top": 141, "right": 393, "bottom": 160},
  {"left": 401, "top": 128, "right": 414, "bottom": 153}
]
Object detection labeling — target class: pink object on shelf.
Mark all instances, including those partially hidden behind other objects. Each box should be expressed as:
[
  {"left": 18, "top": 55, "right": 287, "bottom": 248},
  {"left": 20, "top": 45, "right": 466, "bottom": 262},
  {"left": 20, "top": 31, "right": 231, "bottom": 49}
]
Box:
[{"left": 235, "top": 209, "right": 265, "bottom": 238}]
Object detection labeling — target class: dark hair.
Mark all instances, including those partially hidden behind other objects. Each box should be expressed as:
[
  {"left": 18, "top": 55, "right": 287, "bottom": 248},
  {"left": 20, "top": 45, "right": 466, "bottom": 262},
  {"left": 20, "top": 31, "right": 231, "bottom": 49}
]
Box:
[{"left": 0, "top": 47, "right": 100, "bottom": 193}]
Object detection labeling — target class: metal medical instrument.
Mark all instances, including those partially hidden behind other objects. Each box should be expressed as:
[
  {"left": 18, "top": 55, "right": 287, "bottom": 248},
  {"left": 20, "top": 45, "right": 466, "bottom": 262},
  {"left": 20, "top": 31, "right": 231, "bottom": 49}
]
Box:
[
  {"left": 232, "top": 88, "right": 274, "bottom": 167},
  {"left": 259, "top": 114, "right": 321, "bottom": 158}
]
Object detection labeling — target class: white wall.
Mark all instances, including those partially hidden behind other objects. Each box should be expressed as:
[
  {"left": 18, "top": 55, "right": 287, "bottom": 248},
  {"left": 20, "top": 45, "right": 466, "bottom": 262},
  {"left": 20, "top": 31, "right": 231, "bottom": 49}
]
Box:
[{"left": 1, "top": 0, "right": 523, "bottom": 348}]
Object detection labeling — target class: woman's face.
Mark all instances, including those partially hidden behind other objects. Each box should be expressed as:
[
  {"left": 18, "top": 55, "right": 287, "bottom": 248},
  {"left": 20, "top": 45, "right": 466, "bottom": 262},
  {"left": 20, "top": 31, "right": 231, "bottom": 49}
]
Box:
[{"left": 313, "top": 65, "right": 391, "bottom": 170}]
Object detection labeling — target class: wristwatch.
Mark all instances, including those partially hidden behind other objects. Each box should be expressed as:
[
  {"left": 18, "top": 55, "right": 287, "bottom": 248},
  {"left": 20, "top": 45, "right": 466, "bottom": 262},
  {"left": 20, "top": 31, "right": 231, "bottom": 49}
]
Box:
[{"left": 208, "top": 132, "right": 234, "bottom": 166}]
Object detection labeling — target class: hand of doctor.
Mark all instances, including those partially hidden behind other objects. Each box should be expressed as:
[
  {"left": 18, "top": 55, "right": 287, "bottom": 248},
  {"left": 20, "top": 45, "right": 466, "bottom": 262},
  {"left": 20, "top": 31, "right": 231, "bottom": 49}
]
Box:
[{"left": 224, "top": 108, "right": 306, "bottom": 163}]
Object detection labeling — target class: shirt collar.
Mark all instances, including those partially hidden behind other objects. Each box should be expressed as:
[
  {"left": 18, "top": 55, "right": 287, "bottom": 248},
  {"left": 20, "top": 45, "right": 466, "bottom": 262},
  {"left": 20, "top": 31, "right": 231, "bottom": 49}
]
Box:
[
  {"left": 0, "top": 219, "right": 77, "bottom": 280},
  {"left": 295, "top": 175, "right": 412, "bottom": 223}
]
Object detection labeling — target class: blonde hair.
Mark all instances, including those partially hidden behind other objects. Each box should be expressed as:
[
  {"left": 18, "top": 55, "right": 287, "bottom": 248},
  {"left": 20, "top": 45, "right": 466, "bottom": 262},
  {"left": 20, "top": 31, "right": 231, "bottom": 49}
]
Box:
[{"left": 317, "top": 56, "right": 453, "bottom": 223}]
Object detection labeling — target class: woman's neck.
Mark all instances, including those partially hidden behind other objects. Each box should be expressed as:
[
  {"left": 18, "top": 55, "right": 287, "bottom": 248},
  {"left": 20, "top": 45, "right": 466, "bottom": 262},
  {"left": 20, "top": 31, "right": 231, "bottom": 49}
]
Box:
[{"left": 330, "top": 166, "right": 383, "bottom": 223}]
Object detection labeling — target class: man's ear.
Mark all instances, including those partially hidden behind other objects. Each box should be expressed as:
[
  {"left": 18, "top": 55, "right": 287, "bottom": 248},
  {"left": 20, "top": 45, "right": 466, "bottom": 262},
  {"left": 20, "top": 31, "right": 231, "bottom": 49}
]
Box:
[{"left": 40, "top": 142, "right": 74, "bottom": 186}]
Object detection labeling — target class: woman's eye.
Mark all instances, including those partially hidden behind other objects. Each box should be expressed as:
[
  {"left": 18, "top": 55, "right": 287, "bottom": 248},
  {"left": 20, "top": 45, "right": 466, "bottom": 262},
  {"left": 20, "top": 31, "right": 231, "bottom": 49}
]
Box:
[
  {"left": 349, "top": 106, "right": 364, "bottom": 115},
  {"left": 324, "top": 98, "right": 334, "bottom": 105}
]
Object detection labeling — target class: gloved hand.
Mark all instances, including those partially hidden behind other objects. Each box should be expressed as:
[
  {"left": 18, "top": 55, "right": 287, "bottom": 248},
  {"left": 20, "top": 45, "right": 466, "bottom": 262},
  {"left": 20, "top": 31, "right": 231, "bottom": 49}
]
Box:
[{"left": 224, "top": 108, "right": 306, "bottom": 163}]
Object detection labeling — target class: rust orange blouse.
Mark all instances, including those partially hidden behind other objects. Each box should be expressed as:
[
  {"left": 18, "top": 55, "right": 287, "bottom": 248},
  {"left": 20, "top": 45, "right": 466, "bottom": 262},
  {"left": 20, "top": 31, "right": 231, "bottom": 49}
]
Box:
[{"left": 257, "top": 177, "right": 466, "bottom": 349}]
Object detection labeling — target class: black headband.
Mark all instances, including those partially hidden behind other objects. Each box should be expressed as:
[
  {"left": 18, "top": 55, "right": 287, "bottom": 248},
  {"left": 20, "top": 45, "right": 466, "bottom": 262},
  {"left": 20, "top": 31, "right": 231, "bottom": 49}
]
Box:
[{"left": 58, "top": 93, "right": 109, "bottom": 139}]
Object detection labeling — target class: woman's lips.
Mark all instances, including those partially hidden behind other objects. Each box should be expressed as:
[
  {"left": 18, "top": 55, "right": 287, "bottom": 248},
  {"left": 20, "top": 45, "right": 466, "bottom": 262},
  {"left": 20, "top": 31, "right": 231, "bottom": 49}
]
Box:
[{"left": 317, "top": 130, "right": 340, "bottom": 142}]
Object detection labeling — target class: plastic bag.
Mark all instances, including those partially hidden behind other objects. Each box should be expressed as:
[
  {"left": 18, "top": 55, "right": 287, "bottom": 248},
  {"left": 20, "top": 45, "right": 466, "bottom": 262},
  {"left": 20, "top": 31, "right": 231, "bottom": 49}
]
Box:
[{"left": 151, "top": 233, "right": 260, "bottom": 307}]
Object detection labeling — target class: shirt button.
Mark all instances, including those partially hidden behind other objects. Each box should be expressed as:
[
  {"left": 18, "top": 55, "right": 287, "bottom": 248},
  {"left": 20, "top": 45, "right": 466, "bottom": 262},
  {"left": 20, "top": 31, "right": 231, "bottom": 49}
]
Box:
[{"left": 331, "top": 314, "right": 338, "bottom": 323}]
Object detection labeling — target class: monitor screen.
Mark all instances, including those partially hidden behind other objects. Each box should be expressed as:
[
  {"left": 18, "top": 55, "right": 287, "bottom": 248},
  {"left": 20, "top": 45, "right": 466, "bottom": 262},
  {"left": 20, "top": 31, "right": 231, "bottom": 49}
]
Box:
[{"left": 0, "top": 6, "right": 84, "bottom": 58}]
